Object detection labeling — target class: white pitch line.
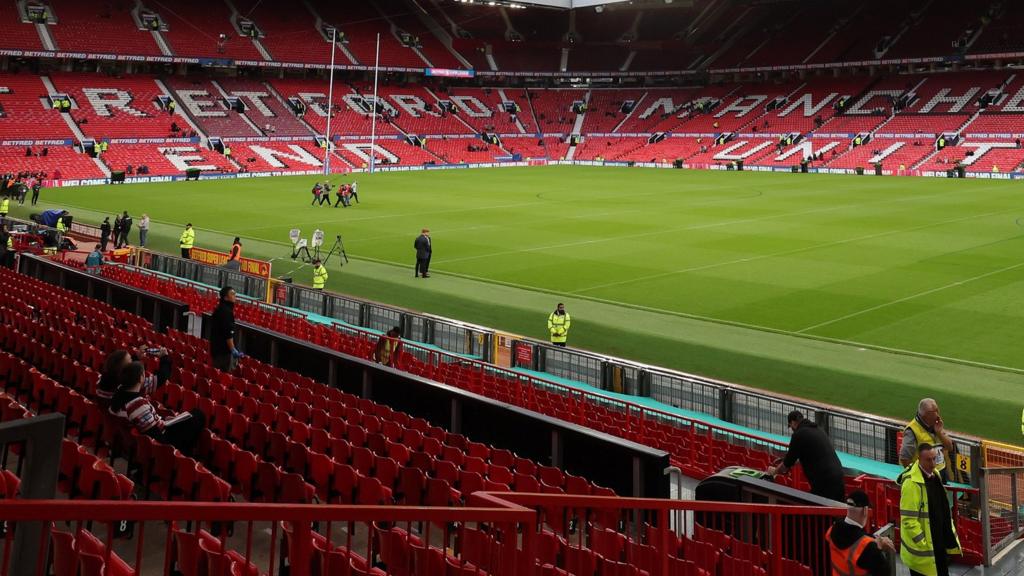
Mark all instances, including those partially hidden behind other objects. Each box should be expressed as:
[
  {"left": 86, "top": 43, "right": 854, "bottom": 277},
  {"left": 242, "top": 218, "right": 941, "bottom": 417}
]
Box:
[
  {"left": 797, "top": 260, "right": 1024, "bottom": 333},
  {"left": 573, "top": 207, "right": 1019, "bottom": 293}
]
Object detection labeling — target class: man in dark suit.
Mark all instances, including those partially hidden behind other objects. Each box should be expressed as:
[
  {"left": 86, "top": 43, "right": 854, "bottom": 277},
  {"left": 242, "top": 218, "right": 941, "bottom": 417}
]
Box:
[{"left": 414, "top": 228, "right": 432, "bottom": 278}]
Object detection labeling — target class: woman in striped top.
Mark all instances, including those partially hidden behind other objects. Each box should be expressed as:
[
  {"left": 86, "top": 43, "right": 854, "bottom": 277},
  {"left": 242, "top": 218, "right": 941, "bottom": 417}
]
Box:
[{"left": 111, "top": 362, "right": 205, "bottom": 456}]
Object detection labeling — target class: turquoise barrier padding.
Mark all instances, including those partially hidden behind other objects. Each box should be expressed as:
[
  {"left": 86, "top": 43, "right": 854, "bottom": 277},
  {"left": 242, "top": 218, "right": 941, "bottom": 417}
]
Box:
[{"left": 512, "top": 367, "right": 907, "bottom": 480}]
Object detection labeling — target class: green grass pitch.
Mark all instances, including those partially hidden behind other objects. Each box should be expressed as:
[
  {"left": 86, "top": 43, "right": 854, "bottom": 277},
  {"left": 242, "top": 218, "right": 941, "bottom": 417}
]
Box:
[{"left": 15, "top": 166, "right": 1024, "bottom": 443}]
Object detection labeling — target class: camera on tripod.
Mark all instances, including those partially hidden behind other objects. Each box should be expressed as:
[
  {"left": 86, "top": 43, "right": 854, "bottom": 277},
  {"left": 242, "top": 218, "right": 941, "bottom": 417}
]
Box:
[{"left": 289, "top": 228, "right": 348, "bottom": 266}]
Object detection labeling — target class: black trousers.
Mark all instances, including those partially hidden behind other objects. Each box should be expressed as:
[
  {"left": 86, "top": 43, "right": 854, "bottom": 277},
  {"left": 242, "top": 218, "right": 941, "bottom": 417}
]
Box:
[
  {"left": 809, "top": 477, "right": 846, "bottom": 502},
  {"left": 415, "top": 257, "right": 431, "bottom": 277},
  {"left": 181, "top": 248, "right": 191, "bottom": 259},
  {"left": 153, "top": 409, "right": 206, "bottom": 457},
  {"left": 101, "top": 235, "right": 110, "bottom": 251},
  {"left": 31, "top": 192, "right": 39, "bottom": 205}
]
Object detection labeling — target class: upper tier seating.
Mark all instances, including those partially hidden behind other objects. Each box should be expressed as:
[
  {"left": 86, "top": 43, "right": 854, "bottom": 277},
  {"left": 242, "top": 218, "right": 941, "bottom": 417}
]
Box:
[
  {"left": 491, "top": 42, "right": 561, "bottom": 72},
  {"left": 0, "top": 146, "right": 104, "bottom": 179},
  {"left": 230, "top": 0, "right": 333, "bottom": 64},
  {"left": 374, "top": 0, "right": 464, "bottom": 69},
  {"left": 315, "top": 2, "right": 427, "bottom": 68},
  {"left": 744, "top": 3, "right": 857, "bottom": 67},
  {"left": 158, "top": 0, "right": 263, "bottom": 61},
  {"left": 708, "top": 5, "right": 788, "bottom": 69},
  {"left": 806, "top": 0, "right": 911, "bottom": 64},
  {"left": 969, "top": 3, "right": 1024, "bottom": 55},
  {"left": 0, "top": 74, "right": 75, "bottom": 141},
  {"left": 49, "top": 74, "right": 172, "bottom": 140},
  {"left": 165, "top": 78, "right": 262, "bottom": 137},
  {"left": 885, "top": 0, "right": 968, "bottom": 59},
  {"left": 48, "top": 0, "right": 162, "bottom": 55},
  {"left": 567, "top": 45, "right": 631, "bottom": 72},
  {"left": 100, "top": 144, "right": 235, "bottom": 177},
  {"left": 214, "top": 78, "right": 313, "bottom": 137},
  {"left": 0, "top": 1, "right": 42, "bottom": 50}
]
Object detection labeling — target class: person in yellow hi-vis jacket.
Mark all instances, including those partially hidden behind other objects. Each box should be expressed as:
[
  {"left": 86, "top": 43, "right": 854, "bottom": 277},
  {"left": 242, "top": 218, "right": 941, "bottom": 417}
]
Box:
[
  {"left": 547, "top": 303, "right": 571, "bottom": 347},
  {"left": 179, "top": 223, "right": 195, "bottom": 259},
  {"left": 56, "top": 216, "right": 67, "bottom": 234},
  {"left": 312, "top": 258, "right": 328, "bottom": 290},
  {"left": 898, "top": 443, "right": 961, "bottom": 576}
]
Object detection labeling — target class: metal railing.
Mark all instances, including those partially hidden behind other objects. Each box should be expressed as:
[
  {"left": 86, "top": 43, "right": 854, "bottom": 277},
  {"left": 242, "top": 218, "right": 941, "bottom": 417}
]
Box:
[{"left": 979, "top": 466, "right": 1024, "bottom": 563}]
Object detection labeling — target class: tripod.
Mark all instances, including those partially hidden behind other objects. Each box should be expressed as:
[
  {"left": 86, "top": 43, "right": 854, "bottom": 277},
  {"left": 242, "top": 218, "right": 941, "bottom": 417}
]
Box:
[
  {"left": 291, "top": 239, "right": 312, "bottom": 263},
  {"left": 322, "top": 235, "right": 349, "bottom": 267}
]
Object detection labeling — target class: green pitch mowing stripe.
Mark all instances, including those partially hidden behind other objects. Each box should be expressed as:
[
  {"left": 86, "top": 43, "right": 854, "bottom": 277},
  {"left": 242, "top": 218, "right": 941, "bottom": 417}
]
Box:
[{"left": 17, "top": 166, "right": 1024, "bottom": 443}]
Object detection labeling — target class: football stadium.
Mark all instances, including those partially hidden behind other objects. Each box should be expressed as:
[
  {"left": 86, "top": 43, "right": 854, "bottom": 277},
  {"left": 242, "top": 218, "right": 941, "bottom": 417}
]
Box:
[{"left": 0, "top": 0, "right": 1023, "bottom": 574}]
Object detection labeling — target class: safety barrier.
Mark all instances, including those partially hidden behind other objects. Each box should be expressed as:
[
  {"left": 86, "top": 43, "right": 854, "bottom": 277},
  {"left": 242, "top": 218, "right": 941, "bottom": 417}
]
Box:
[
  {"left": 0, "top": 495, "right": 850, "bottom": 576},
  {"left": 979, "top": 466, "right": 1024, "bottom": 564}
]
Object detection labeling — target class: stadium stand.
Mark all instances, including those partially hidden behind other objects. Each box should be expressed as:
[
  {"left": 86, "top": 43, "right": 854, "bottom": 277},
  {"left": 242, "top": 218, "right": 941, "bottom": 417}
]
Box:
[
  {"left": 164, "top": 78, "right": 262, "bottom": 138},
  {"left": 228, "top": 140, "right": 338, "bottom": 174},
  {"left": 572, "top": 136, "right": 648, "bottom": 162},
  {"left": 46, "top": 0, "right": 163, "bottom": 55},
  {"left": 0, "top": 2, "right": 42, "bottom": 51},
  {"left": 529, "top": 89, "right": 586, "bottom": 133},
  {"left": 214, "top": 78, "right": 315, "bottom": 138},
  {"left": 157, "top": 0, "right": 263, "bottom": 60},
  {"left": 369, "top": 84, "right": 476, "bottom": 136},
  {"left": 502, "top": 137, "right": 569, "bottom": 161},
  {"left": 99, "top": 143, "right": 235, "bottom": 177},
  {"left": 230, "top": 0, "right": 333, "bottom": 64},
  {"left": 48, "top": 73, "right": 173, "bottom": 140},
  {"left": 315, "top": 1, "right": 428, "bottom": 68},
  {"left": 0, "top": 146, "right": 104, "bottom": 179},
  {"left": 968, "top": 2, "right": 1024, "bottom": 56},
  {"left": 436, "top": 87, "right": 536, "bottom": 135},
  {"left": 426, "top": 137, "right": 503, "bottom": 165},
  {"left": 580, "top": 90, "right": 646, "bottom": 134},
  {"left": 0, "top": 73, "right": 76, "bottom": 141},
  {"left": 269, "top": 78, "right": 403, "bottom": 138},
  {"left": 374, "top": 0, "right": 465, "bottom": 69}
]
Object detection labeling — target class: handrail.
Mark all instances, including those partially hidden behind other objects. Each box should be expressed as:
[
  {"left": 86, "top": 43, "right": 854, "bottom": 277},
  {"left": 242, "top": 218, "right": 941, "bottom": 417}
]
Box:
[{"left": 0, "top": 499, "right": 535, "bottom": 523}]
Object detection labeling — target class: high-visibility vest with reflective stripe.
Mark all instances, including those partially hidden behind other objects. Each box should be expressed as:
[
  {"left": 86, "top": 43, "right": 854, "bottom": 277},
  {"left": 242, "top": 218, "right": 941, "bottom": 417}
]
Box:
[
  {"left": 898, "top": 464, "right": 961, "bottom": 576},
  {"left": 905, "top": 418, "right": 946, "bottom": 474},
  {"left": 312, "top": 265, "right": 328, "bottom": 289},
  {"left": 826, "top": 525, "right": 872, "bottom": 576}
]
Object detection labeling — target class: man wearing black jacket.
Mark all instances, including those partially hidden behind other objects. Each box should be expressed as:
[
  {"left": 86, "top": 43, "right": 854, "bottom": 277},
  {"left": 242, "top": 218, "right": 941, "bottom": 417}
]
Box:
[
  {"left": 209, "top": 286, "right": 243, "bottom": 371},
  {"left": 826, "top": 490, "right": 895, "bottom": 576},
  {"left": 767, "top": 410, "right": 845, "bottom": 501},
  {"left": 414, "top": 228, "right": 432, "bottom": 278}
]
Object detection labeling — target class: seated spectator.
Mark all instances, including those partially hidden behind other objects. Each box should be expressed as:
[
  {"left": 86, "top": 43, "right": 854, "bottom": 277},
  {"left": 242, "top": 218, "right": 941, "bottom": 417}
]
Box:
[
  {"left": 97, "top": 347, "right": 171, "bottom": 406},
  {"left": 111, "top": 361, "right": 205, "bottom": 456}
]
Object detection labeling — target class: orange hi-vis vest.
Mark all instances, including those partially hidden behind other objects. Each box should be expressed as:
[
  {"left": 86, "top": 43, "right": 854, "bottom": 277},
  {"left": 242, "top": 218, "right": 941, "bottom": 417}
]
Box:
[{"left": 826, "top": 525, "right": 872, "bottom": 576}]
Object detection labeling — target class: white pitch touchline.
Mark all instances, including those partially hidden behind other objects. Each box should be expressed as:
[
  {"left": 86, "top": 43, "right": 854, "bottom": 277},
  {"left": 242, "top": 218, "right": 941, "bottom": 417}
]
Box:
[
  {"left": 431, "top": 185, "right": 997, "bottom": 265},
  {"left": 573, "top": 207, "right": 1019, "bottom": 293},
  {"left": 797, "top": 259, "right": 1024, "bottom": 333}
]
